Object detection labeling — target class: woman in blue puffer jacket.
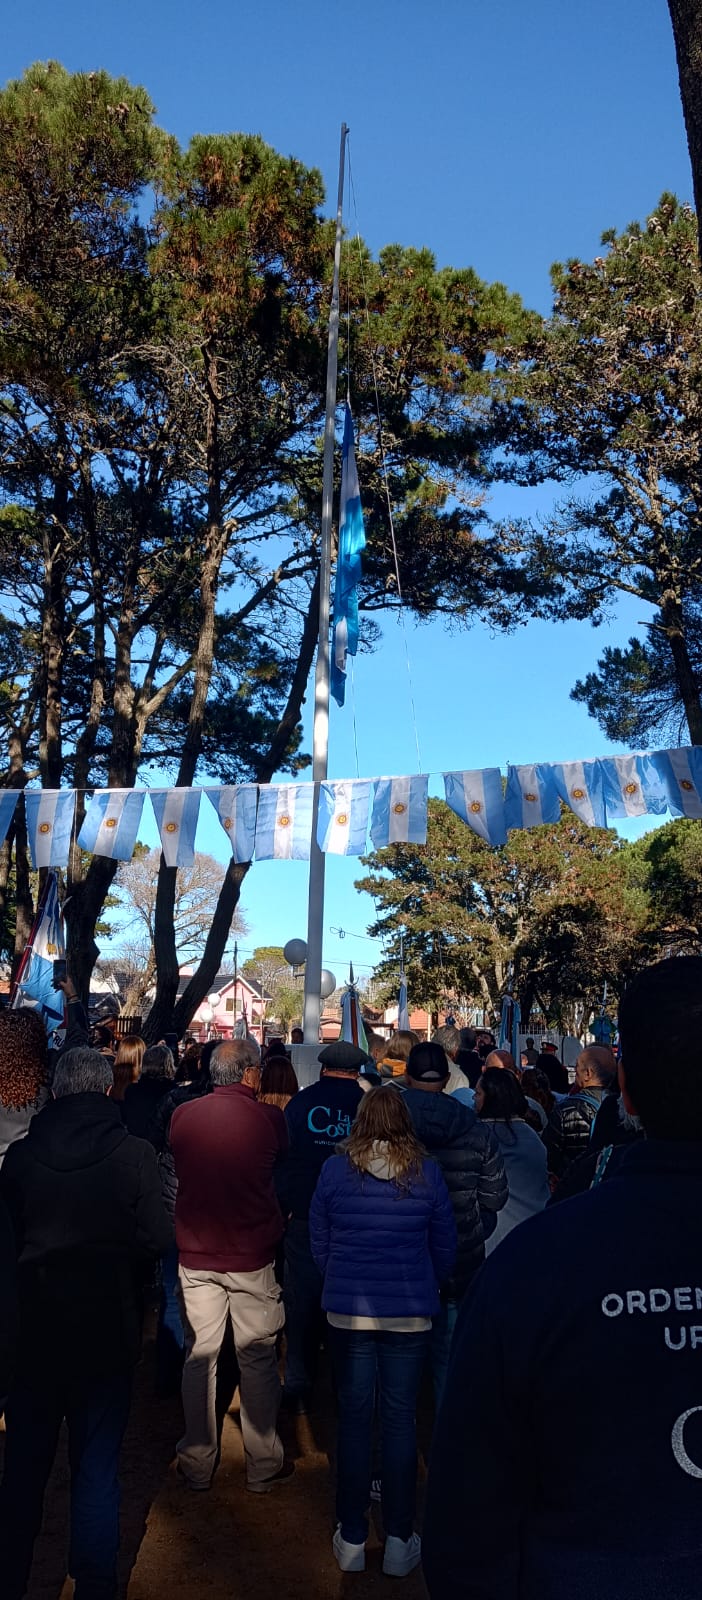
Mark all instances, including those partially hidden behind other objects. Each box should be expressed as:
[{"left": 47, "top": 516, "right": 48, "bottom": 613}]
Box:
[{"left": 309, "top": 1085, "right": 456, "bottom": 1580}]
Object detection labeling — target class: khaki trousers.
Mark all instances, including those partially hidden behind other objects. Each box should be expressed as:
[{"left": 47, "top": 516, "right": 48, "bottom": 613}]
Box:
[{"left": 177, "top": 1263, "right": 285, "bottom": 1488}]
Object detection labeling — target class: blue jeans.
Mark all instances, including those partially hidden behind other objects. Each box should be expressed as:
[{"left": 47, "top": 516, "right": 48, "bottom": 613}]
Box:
[
  {"left": 283, "top": 1220, "right": 324, "bottom": 1396},
  {"left": 156, "top": 1243, "right": 185, "bottom": 1392},
  {"left": 330, "top": 1325, "right": 430, "bottom": 1545},
  {"left": 431, "top": 1299, "right": 459, "bottom": 1407},
  {"left": 0, "top": 1373, "right": 132, "bottom": 1600}
]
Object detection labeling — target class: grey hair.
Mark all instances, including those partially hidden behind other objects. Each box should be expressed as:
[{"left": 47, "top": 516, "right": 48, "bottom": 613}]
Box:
[
  {"left": 210, "top": 1038, "right": 261, "bottom": 1087},
  {"left": 141, "top": 1043, "right": 175, "bottom": 1080},
  {"left": 431, "top": 1025, "right": 461, "bottom": 1059},
  {"left": 53, "top": 1048, "right": 114, "bottom": 1098}
]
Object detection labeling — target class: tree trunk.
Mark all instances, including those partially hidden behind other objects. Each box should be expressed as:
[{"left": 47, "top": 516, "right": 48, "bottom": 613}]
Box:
[
  {"left": 150, "top": 569, "right": 323, "bottom": 1040},
  {"left": 11, "top": 797, "right": 34, "bottom": 980},
  {"left": 660, "top": 589, "right": 702, "bottom": 744},
  {"left": 64, "top": 855, "right": 121, "bottom": 1006},
  {"left": 668, "top": 0, "right": 702, "bottom": 260}
]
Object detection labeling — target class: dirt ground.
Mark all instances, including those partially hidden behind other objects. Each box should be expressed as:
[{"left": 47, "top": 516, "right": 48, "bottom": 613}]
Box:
[{"left": 0, "top": 1320, "right": 431, "bottom": 1600}]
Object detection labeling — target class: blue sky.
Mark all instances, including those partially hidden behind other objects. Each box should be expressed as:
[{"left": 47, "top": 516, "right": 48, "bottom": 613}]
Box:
[{"left": 4, "top": 2, "right": 693, "bottom": 984}]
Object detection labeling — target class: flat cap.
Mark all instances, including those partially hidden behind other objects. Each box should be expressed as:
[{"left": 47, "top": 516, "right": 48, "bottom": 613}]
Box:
[{"left": 318, "top": 1041, "right": 368, "bottom": 1072}]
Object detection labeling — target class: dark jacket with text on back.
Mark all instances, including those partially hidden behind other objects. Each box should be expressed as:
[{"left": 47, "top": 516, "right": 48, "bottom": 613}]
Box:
[
  {"left": 0, "top": 1093, "right": 172, "bottom": 1382},
  {"left": 398, "top": 1087, "right": 508, "bottom": 1301},
  {"left": 276, "top": 1075, "right": 364, "bottom": 1222},
  {"left": 423, "top": 1140, "right": 702, "bottom": 1600}
]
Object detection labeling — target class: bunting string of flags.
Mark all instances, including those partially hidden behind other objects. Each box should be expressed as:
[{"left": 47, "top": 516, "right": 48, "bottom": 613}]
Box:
[{"left": 5, "top": 743, "right": 702, "bottom": 871}]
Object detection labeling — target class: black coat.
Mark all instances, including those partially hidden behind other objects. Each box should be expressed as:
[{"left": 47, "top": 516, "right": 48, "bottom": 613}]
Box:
[
  {"left": 545, "top": 1088, "right": 603, "bottom": 1178},
  {"left": 400, "top": 1087, "right": 507, "bottom": 1300},
  {"left": 423, "top": 1140, "right": 702, "bottom": 1600},
  {"left": 0, "top": 1192, "right": 17, "bottom": 1401},
  {"left": 122, "top": 1075, "right": 173, "bottom": 1140},
  {"left": 0, "top": 1093, "right": 172, "bottom": 1381}
]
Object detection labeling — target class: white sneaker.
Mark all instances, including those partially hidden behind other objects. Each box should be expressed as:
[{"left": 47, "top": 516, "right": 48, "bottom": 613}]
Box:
[
  {"left": 333, "top": 1524, "right": 366, "bottom": 1572},
  {"left": 383, "top": 1532, "right": 422, "bottom": 1577}
]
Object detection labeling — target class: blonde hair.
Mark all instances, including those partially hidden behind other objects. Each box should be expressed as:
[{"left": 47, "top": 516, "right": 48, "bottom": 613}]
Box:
[
  {"left": 112, "top": 1035, "right": 145, "bottom": 1102},
  {"left": 345, "top": 1086, "right": 425, "bottom": 1189}
]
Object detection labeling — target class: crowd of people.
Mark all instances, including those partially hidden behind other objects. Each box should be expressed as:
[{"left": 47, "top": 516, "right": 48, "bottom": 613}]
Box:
[{"left": 0, "top": 957, "right": 700, "bottom": 1597}]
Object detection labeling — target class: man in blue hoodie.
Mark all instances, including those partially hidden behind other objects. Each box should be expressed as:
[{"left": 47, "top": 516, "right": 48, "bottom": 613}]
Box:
[
  {"left": 423, "top": 956, "right": 702, "bottom": 1600},
  {"left": 277, "top": 1041, "right": 366, "bottom": 1410}
]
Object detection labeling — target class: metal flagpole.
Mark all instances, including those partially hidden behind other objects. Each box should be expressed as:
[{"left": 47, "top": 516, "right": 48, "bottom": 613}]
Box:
[{"left": 303, "top": 122, "right": 349, "bottom": 1044}]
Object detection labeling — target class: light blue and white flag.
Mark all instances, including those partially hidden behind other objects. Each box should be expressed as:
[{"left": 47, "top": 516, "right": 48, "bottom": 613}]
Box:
[
  {"left": 317, "top": 780, "right": 371, "bottom": 855},
  {"left": 0, "top": 789, "right": 20, "bottom": 849},
  {"left": 498, "top": 992, "right": 521, "bottom": 1061},
  {"left": 255, "top": 784, "right": 314, "bottom": 860},
  {"left": 600, "top": 754, "right": 668, "bottom": 821},
  {"left": 340, "top": 965, "right": 369, "bottom": 1051},
  {"left": 12, "top": 871, "right": 65, "bottom": 1044},
  {"left": 25, "top": 789, "right": 76, "bottom": 869},
  {"left": 398, "top": 970, "right": 410, "bottom": 1031},
  {"left": 370, "top": 775, "right": 428, "bottom": 848},
  {"left": 149, "top": 788, "right": 201, "bottom": 867},
  {"left": 78, "top": 788, "right": 145, "bottom": 861},
  {"left": 504, "top": 765, "right": 561, "bottom": 832},
  {"left": 205, "top": 786, "right": 258, "bottom": 862},
  {"left": 331, "top": 404, "right": 366, "bottom": 708},
  {"left": 654, "top": 747, "right": 702, "bottom": 820},
  {"left": 551, "top": 760, "right": 606, "bottom": 829},
  {"left": 443, "top": 769, "right": 506, "bottom": 846}
]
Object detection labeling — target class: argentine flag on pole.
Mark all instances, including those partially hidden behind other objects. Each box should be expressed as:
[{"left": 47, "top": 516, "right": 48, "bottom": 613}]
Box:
[
  {"left": 398, "top": 970, "right": 410, "bottom": 1031},
  {"left": 0, "top": 789, "right": 20, "bottom": 849},
  {"left": 370, "top": 775, "right": 428, "bottom": 848},
  {"left": 340, "top": 964, "right": 369, "bottom": 1051},
  {"left": 78, "top": 789, "right": 145, "bottom": 860},
  {"left": 504, "top": 765, "right": 561, "bottom": 832},
  {"left": 205, "top": 786, "right": 258, "bottom": 861},
  {"left": 600, "top": 754, "right": 668, "bottom": 821},
  {"left": 25, "top": 790, "right": 76, "bottom": 870},
  {"left": 653, "top": 747, "right": 702, "bottom": 820},
  {"left": 255, "top": 784, "right": 315, "bottom": 860},
  {"left": 317, "top": 780, "right": 371, "bottom": 855},
  {"left": 443, "top": 770, "right": 506, "bottom": 847},
  {"left": 12, "top": 871, "right": 65, "bottom": 1045},
  {"left": 331, "top": 405, "right": 366, "bottom": 708},
  {"left": 551, "top": 760, "right": 606, "bottom": 829},
  {"left": 149, "top": 788, "right": 201, "bottom": 867}
]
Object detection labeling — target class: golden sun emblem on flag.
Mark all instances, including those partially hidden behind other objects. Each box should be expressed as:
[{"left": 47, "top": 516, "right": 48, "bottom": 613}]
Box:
[
  {"left": 393, "top": 802, "right": 407, "bottom": 816},
  {"left": 571, "top": 787, "right": 585, "bottom": 801},
  {"left": 165, "top": 821, "right": 179, "bottom": 833},
  {"left": 681, "top": 779, "right": 694, "bottom": 792},
  {"left": 39, "top": 821, "right": 52, "bottom": 834},
  {"left": 624, "top": 782, "right": 638, "bottom": 796},
  {"left": 524, "top": 792, "right": 537, "bottom": 803},
  {"left": 279, "top": 814, "right": 291, "bottom": 828},
  {"left": 105, "top": 817, "right": 117, "bottom": 829},
  {"left": 47, "top": 942, "right": 58, "bottom": 956},
  {"left": 223, "top": 817, "right": 233, "bottom": 830},
  {"left": 336, "top": 813, "right": 349, "bottom": 827},
  {"left": 470, "top": 800, "right": 482, "bottom": 814}
]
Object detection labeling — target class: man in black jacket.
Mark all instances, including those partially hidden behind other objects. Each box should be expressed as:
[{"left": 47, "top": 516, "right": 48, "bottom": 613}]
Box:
[
  {"left": 0, "top": 1192, "right": 17, "bottom": 1406},
  {"left": 276, "top": 1041, "right": 366, "bottom": 1409},
  {"left": 397, "top": 1042, "right": 507, "bottom": 1399},
  {"left": 546, "top": 1045, "right": 616, "bottom": 1179},
  {"left": 0, "top": 1046, "right": 171, "bottom": 1600},
  {"left": 423, "top": 956, "right": 702, "bottom": 1600}
]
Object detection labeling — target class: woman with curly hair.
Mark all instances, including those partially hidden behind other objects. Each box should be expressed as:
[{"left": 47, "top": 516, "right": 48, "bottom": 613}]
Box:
[
  {"left": 309, "top": 1086, "right": 456, "bottom": 1579},
  {"left": 0, "top": 1009, "right": 50, "bottom": 1166}
]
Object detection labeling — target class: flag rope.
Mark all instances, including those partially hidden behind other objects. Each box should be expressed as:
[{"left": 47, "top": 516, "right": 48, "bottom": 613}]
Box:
[{"left": 347, "top": 140, "right": 423, "bottom": 774}]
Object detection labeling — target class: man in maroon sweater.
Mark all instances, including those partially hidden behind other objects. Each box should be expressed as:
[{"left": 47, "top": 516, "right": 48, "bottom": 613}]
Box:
[{"left": 170, "top": 1038, "right": 290, "bottom": 1492}]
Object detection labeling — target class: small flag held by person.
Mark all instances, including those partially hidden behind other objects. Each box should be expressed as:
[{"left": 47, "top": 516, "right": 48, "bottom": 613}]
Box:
[{"left": 331, "top": 405, "right": 366, "bottom": 708}]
